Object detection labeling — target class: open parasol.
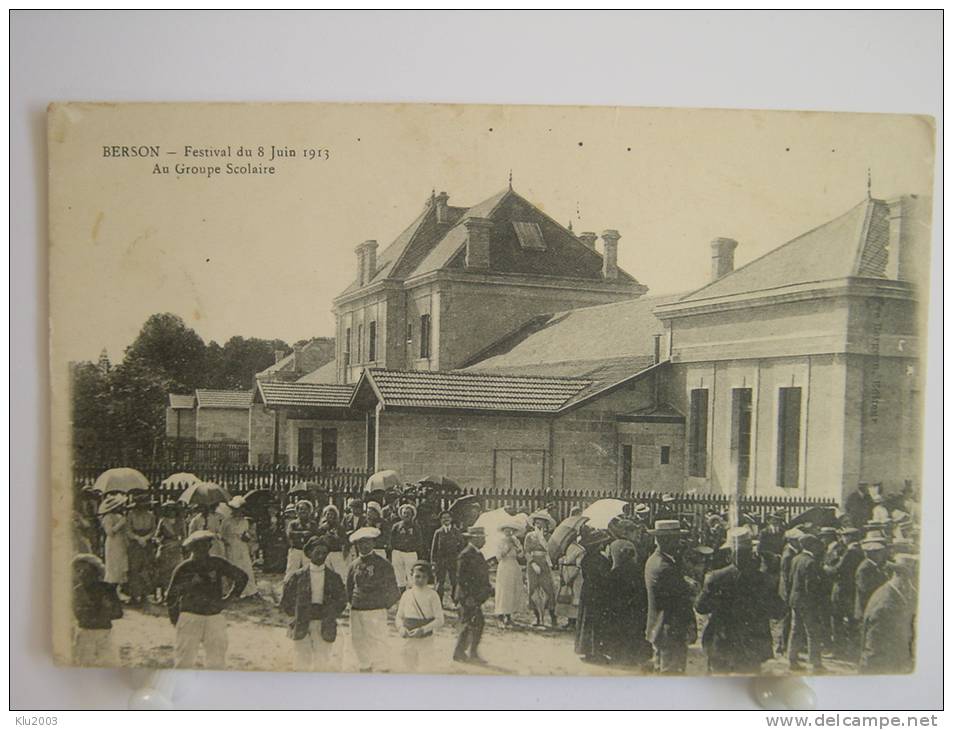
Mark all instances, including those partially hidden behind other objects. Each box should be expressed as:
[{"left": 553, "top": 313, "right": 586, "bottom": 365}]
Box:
[
  {"left": 418, "top": 475, "right": 461, "bottom": 492},
  {"left": 787, "top": 505, "right": 839, "bottom": 530},
  {"left": 474, "top": 507, "right": 529, "bottom": 559},
  {"left": 90, "top": 467, "right": 150, "bottom": 494},
  {"left": 547, "top": 514, "right": 590, "bottom": 564},
  {"left": 160, "top": 472, "right": 201, "bottom": 490},
  {"left": 364, "top": 469, "right": 401, "bottom": 494},
  {"left": 581, "top": 498, "right": 628, "bottom": 530},
  {"left": 242, "top": 489, "right": 275, "bottom": 508},
  {"left": 178, "top": 481, "right": 230, "bottom": 507},
  {"left": 448, "top": 494, "right": 483, "bottom": 526}
]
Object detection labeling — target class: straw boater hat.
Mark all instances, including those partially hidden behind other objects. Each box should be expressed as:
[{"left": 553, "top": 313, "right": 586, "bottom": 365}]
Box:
[
  {"left": 349, "top": 526, "right": 381, "bottom": 544},
  {"left": 321, "top": 503, "right": 339, "bottom": 518},
  {"left": 660, "top": 493, "right": 677, "bottom": 504},
  {"left": 769, "top": 509, "right": 787, "bottom": 522},
  {"left": 721, "top": 526, "right": 754, "bottom": 551},
  {"left": 463, "top": 526, "right": 485, "bottom": 538},
  {"left": 633, "top": 503, "right": 651, "bottom": 518},
  {"left": 97, "top": 493, "right": 126, "bottom": 516},
  {"left": 227, "top": 496, "right": 246, "bottom": 510},
  {"left": 160, "top": 499, "right": 179, "bottom": 514},
  {"left": 861, "top": 539, "right": 887, "bottom": 552},
  {"left": 839, "top": 527, "right": 861, "bottom": 540},
  {"left": 647, "top": 519, "right": 687, "bottom": 536},
  {"left": 692, "top": 545, "right": 715, "bottom": 557},
  {"left": 529, "top": 509, "right": 556, "bottom": 529},
  {"left": 283, "top": 504, "right": 297, "bottom": 516},
  {"left": 365, "top": 501, "right": 383, "bottom": 515},
  {"left": 784, "top": 527, "right": 805, "bottom": 542},
  {"left": 819, "top": 527, "right": 839, "bottom": 538},
  {"left": 499, "top": 517, "right": 524, "bottom": 533},
  {"left": 182, "top": 530, "right": 217, "bottom": 549}
]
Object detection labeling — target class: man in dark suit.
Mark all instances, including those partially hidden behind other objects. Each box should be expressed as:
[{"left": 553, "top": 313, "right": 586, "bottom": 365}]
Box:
[
  {"left": 845, "top": 482, "right": 873, "bottom": 529},
  {"left": 644, "top": 520, "right": 696, "bottom": 674},
  {"left": 776, "top": 528, "right": 802, "bottom": 655},
  {"left": 824, "top": 527, "right": 864, "bottom": 658},
  {"left": 431, "top": 511, "right": 465, "bottom": 605},
  {"left": 854, "top": 539, "right": 890, "bottom": 623},
  {"left": 280, "top": 535, "right": 348, "bottom": 671},
  {"left": 787, "top": 533, "right": 827, "bottom": 672},
  {"left": 695, "top": 527, "right": 787, "bottom": 674},
  {"left": 453, "top": 526, "right": 491, "bottom": 664},
  {"left": 860, "top": 555, "right": 917, "bottom": 674}
]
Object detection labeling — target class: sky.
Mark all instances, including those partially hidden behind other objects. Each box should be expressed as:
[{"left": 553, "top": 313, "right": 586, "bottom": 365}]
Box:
[{"left": 48, "top": 102, "right": 935, "bottom": 365}]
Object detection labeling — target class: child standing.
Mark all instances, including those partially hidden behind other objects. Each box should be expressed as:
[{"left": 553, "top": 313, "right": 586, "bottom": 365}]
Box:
[{"left": 71, "top": 553, "right": 123, "bottom": 666}]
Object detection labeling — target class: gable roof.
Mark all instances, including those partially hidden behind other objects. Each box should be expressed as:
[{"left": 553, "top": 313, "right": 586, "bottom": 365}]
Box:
[
  {"left": 169, "top": 393, "right": 195, "bottom": 410},
  {"left": 256, "top": 380, "right": 355, "bottom": 409},
  {"left": 195, "top": 389, "right": 254, "bottom": 409},
  {"left": 678, "top": 197, "right": 896, "bottom": 304},
  {"left": 337, "top": 187, "right": 643, "bottom": 296},
  {"left": 353, "top": 368, "right": 592, "bottom": 413},
  {"left": 295, "top": 360, "right": 338, "bottom": 384}
]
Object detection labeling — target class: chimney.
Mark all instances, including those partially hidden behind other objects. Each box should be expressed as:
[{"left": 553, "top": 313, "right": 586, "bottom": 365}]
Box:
[
  {"left": 601, "top": 229, "right": 620, "bottom": 279},
  {"left": 273, "top": 349, "right": 285, "bottom": 364},
  {"left": 434, "top": 191, "right": 450, "bottom": 224},
  {"left": 292, "top": 342, "right": 303, "bottom": 372},
  {"left": 355, "top": 240, "right": 378, "bottom": 286},
  {"left": 463, "top": 216, "right": 493, "bottom": 269},
  {"left": 578, "top": 231, "right": 597, "bottom": 250},
  {"left": 710, "top": 237, "right": 738, "bottom": 281},
  {"left": 653, "top": 334, "right": 662, "bottom": 365}
]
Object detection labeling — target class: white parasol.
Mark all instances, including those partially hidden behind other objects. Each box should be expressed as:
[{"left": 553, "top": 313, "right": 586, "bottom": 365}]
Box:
[
  {"left": 474, "top": 507, "right": 529, "bottom": 559},
  {"left": 581, "top": 498, "right": 628, "bottom": 530}
]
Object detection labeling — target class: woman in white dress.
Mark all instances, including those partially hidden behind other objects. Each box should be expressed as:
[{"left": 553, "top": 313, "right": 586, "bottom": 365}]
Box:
[
  {"left": 494, "top": 523, "right": 525, "bottom": 626},
  {"left": 98, "top": 494, "right": 129, "bottom": 589},
  {"left": 395, "top": 561, "right": 445, "bottom": 672},
  {"left": 220, "top": 497, "right": 258, "bottom": 598},
  {"left": 188, "top": 505, "right": 225, "bottom": 558}
]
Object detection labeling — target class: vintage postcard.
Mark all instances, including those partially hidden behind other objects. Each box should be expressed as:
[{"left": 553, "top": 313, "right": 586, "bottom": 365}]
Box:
[{"left": 50, "top": 102, "right": 934, "bottom": 677}]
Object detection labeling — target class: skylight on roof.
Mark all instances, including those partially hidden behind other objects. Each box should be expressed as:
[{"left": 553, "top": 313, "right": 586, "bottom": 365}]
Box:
[{"left": 513, "top": 221, "right": 546, "bottom": 250}]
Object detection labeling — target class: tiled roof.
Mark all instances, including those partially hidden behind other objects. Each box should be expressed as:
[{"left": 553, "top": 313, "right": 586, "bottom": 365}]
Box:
[
  {"left": 295, "top": 360, "right": 338, "bottom": 384},
  {"left": 338, "top": 188, "right": 642, "bottom": 296},
  {"left": 678, "top": 198, "right": 897, "bottom": 304},
  {"left": 257, "top": 381, "right": 355, "bottom": 408},
  {"left": 195, "top": 389, "right": 254, "bottom": 409},
  {"left": 462, "top": 293, "right": 680, "bottom": 373},
  {"left": 362, "top": 368, "right": 592, "bottom": 413},
  {"left": 168, "top": 393, "right": 195, "bottom": 410}
]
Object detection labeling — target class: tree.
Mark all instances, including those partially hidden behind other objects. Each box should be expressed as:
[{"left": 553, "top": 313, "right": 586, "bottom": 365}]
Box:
[
  {"left": 209, "top": 336, "right": 290, "bottom": 390},
  {"left": 124, "top": 313, "right": 207, "bottom": 392},
  {"left": 70, "top": 361, "right": 113, "bottom": 461},
  {"left": 105, "top": 356, "right": 170, "bottom": 462}
]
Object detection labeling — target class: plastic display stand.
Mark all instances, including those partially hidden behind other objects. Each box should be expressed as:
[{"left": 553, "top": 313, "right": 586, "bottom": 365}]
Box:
[
  {"left": 123, "top": 669, "right": 816, "bottom": 711},
  {"left": 128, "top": 669, "right": 181, "bottom": 710}
]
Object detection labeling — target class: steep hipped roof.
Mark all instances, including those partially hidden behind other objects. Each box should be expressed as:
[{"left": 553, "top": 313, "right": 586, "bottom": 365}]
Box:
[
  {"left": 257, "top": 338, "right": 335, "bottom": 378},
  {"left": 195, "top": 389, "right": 254, "bottom": 409},
  {"left": 295, "top": 360, "right": 338, "bottom": 384},
  {"left": 679, "top": 197, "right": 896, "bottom": 304},
  {"left": 338, "top": 188, "right": 642, "bottom": 296},
  {"left": 462, "top": 293, "right": 681, "bottom": 374},
  {"left": 256, "top": 380, "right": 355, "bottom": 409},
  {"left": 354, "top": 368, "right": 592, "bottom": 413},
  {"left": 168, "top": 393, "right": 195, "bottom": 410}
]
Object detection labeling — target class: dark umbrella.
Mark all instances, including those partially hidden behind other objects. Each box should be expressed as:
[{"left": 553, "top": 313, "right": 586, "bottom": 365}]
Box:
[
  {"left": 547, "top": 514, "right": 590, "bottom": 564},
  {"left": 178, "top": 481, "right": 230, "bottom": 507},
  {"left": 243, "top": 489, "right": 274, "bottom": 507},
  {"left": 418, "top": 475, "right": 461, "bottom": 492},
  {"left": 449, "top": 495, "right": 483, "bottom": 526},
  {"left": 787, "top": 505, "right": 839, "bottom": 530}
]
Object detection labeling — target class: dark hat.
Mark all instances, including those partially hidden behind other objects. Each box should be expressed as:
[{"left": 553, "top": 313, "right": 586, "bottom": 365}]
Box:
[
  {"left": 304, "top": 535, "right": 334, "bottom": 555},
  {"left": 798, "top": 534, "right": 823, "bottom": 551},
  {"left": 580, "top": 529, "right": 613, "bottom": 548}
]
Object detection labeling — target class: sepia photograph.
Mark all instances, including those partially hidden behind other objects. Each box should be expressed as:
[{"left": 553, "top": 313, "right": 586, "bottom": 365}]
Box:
[{"left": 47, "top": 101, "right": 935, "bottom": 682}]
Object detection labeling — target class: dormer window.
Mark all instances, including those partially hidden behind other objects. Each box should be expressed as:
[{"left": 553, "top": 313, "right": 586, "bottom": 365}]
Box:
[{"left": 513, "top": 221, "right": 545, "bottom": 250}]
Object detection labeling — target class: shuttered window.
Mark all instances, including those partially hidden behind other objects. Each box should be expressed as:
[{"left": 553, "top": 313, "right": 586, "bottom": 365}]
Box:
[
  {"left": 776, "top": 387, "right": 802, "bottom": 488},
  {"left": 688, "top": 389, "right": 709, "bottom": 477}
]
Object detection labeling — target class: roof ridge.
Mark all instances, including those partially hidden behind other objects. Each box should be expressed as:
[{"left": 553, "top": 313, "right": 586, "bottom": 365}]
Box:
[
  {"left": 376, "top": 204, "right": 434, "bottom": 283},
  {"left": 366, "top": 366, "right": 593, "bottom": 384},
  {"left": 677, "top": 198, "right": 873, "bottom": 303}
]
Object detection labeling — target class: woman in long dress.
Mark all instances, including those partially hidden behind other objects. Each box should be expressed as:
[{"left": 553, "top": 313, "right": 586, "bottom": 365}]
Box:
[
  {"left": 153, "top": 501, "right": 184, "bottom": 602},
  {"left": 604, "top": 538, "right": 653, "bottom": 667},
  {"left": 125, "top": 495, "right": 157, "bottom": 604},
  {"left": 556, "top": 540, "right": 585, "bottom": 629},
  {"left": 188, "top": 505, "right": 226, "bottom": 558},
  {"left": 494, "top": 524, "right": 525, "bottom": 626},
  {"left": 220, "top": 498, "right": 258, "bottom": 598},
  {"left": 524, "top": 511, "right": 557, "bottom": 627},
  {"left": 575, "top": 529, "right": 613, "bottom": 663},
  {"left": 99, "top": 495, "right": 129, "bottom": 590}
]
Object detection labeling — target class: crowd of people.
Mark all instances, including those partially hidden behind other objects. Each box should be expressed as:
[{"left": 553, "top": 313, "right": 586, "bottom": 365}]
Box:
[{"left": 69, "top": 477, "right": 921, "bottom": 676}]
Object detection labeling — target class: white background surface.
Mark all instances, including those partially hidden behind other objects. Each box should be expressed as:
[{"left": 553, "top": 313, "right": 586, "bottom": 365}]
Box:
[{"left": 10, "top": 10, "right": 943, "bottom": 710}]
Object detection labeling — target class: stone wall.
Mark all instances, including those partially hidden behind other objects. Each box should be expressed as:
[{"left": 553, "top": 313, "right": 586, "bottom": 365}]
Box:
[
  {"left": 195, "top": 408, "right": 249, "bottom": 442},
  {"left": 248, "top": 403, "right": 288, "bottom": 465}
]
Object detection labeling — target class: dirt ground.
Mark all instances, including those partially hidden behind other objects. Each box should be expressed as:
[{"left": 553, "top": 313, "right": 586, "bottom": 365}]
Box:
[{"left": 112, "top": 570, "right": 855, "bottom": 677}]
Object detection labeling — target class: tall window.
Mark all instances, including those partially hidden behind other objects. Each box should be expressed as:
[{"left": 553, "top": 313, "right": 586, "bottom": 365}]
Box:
[
  {"left": 368, "top": 321, "right": 377, "bottom": 362},
  {"left": 406, "top": 323, "right": 413, "bottom": 344},
  {"left": 688, "top": 388, "right": 709, "bottom": 477},
  {"left": 419, "top": 314, "right": 431, "bottom": 359},
  {"left": 344, "top": 327, "right": 351, "bottom": 365},
  {"left": 357, "top": 324, "right": 363, "bottom": 363},
  {"left": 621, "top": 445, "right": 633, "bottom": 492},
  {"left": 321, "top": 428, "right": 338, "bottom": 469},
  {"left": 777, "top": 387, "right": 802, "bottom": 488},
  {"left": 731, "top": 388, "right": 753, "bottom": 482}
]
